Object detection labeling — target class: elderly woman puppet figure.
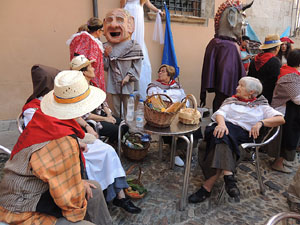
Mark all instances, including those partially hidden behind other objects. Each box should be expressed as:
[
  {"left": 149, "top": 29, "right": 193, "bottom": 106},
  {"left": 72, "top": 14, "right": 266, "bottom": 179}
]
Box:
[
  {"left": 189, "top": 77, "right": 285, "bottom": 203},
  {"left": 103, "top": 8, "right": 143, "bottom": 118}
]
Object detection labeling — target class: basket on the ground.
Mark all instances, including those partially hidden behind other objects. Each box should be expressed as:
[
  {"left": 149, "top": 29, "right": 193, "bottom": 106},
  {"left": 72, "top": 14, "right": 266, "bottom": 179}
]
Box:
[
  {"left": 125, "top": 164, "right": 147, "bottom": 199},
  {"left": 144, "top": 94, "right": 179, "bottom": 128},
  {"left": 178, "top": 94, "right": 201, "bottom": 125},
  {"left": 122, "top": 132, "right": 150, "bottom": 161}
]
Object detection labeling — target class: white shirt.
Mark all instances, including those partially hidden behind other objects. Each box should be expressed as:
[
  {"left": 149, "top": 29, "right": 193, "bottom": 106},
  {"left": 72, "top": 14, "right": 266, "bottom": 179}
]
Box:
[
  {"left": 212, "top": 103, "right": 283, "bottom": 131},
  {"left": 147, "top": 85, "right": 186, "bottom": 103}
]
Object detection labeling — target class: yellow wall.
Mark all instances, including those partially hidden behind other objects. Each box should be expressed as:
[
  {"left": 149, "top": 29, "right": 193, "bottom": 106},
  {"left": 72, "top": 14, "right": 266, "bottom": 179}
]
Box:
[{"left": 0, "top": 0, "right": 224, "bottom": 119}]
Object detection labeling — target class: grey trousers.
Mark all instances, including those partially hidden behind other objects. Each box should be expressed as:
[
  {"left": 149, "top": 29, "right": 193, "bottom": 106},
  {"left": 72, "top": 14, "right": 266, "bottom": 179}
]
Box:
[{"left": 55, "top": 180, "right": 112, "bottom": 225}]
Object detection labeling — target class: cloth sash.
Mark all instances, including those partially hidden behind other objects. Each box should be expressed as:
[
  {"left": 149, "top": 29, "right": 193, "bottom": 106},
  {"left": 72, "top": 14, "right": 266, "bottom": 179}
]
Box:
[
  {"left": 11, "top": 108, "right": 85, "bottom": 159},
  {"left": 221, "top": 95, "right": 269, "bottom": 108},
  {"left": 278, "top": 64, "right": 300, "bottom": 80},
  {"left": 105, "top": 40, "right": 143, "bottom": 61},
  {"left": 254, "top": 52, "right": 275, "bottom": 71}
]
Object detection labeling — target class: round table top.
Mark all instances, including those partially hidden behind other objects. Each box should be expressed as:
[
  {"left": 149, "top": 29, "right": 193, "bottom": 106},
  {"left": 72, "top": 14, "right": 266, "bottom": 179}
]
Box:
[{"left": 126, "top": 115, "right": 201, "bottom": 136}]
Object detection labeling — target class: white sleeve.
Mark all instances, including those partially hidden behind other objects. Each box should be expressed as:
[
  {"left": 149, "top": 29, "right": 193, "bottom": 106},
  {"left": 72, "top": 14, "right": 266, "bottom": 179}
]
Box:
[
  {"left": 292, "top": 94, "right": 300, "bottom": 105},
  {"left": 23, "top": 108, "right": 37, "bottom": 127},
  {"left": 211, "top": 104, "right": 229, "bottom": 121},
  {"left": 262, "top": 105, "right": 283, "bottom": 119}
]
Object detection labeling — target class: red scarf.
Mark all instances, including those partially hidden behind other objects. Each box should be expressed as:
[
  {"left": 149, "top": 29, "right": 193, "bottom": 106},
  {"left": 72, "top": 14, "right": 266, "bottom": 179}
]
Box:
[
  {"left": 11, "top": 108, "right": 85, "bottom": 159},
  {"left": 22, "top": 99, "right": 41, "bottom": 112},
  {"left": 232, "top": 95, "right": 257, "bottom": 103},
  {"left": 278, "top": 64, "right": 300, "bottom": 80},
  {"left": 156, "top": 79, "right": 176, "bottom": 86},
  {"left": 254, "top": 52, "right": 275, "bottom": 71}
]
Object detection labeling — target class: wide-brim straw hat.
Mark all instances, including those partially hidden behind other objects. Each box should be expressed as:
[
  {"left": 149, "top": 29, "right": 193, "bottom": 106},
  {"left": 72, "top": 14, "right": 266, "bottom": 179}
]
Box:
[
  {"left": 41, "top": 70, "right": 106, "bottom": 120},
  {"left": 70, "top": 55, "right": 96, "bottom": 71},
  {"left": 259, "top": 34, "right": 283, "bottom": 50}
]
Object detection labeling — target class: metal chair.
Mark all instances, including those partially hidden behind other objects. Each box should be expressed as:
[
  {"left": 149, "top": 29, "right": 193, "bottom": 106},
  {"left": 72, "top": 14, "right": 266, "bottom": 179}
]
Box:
[
  {"left": 0, "top": 145, "right": 11, "bottom": 155},
  {"left": 86, "top": 120, "right": 109, "bottom": 143},
  {"left": 17, "top": 112, "right": 24, "bottom": 134},
  {"left": 266, "top": 212, "right": 300, "bottom": 225},
  {"left": 198, "top": 125, "right": 281, "bottom": 204},
  {"left": 215, "top": 126, "right": 281, "bottom": 205}
]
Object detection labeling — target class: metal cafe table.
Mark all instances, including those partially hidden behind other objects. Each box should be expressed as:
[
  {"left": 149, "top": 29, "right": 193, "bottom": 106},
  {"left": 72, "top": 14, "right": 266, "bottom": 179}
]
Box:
[{"left": 118, "top": 115, "right": 201, "bottom": 211}]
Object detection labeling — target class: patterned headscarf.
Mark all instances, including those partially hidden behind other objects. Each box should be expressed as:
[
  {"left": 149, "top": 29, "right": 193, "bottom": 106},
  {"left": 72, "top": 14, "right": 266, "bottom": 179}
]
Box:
[{"left": 214, "top": 0, "right": 243, "bottom": 34}]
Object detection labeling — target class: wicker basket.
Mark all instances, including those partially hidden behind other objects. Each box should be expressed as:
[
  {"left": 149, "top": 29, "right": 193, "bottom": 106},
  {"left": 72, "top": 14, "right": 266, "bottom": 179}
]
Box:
[
  {"left": 122, "top": 133, "right": 150, "bottom": 161},
  {"left": 144, "top": 94, "right": 178, "bottom": 128},
  {"left": 125, "top": 164, "right": 147, "bottom": 199},
  {"left": 178, "top": 94, "right": 201, "bottom": 125}
]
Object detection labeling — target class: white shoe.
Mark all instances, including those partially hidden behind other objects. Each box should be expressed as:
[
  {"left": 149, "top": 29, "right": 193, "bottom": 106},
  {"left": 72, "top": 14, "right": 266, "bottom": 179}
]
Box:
[{"left": 175, "top": 156, "right": 184, "bottom": 167}]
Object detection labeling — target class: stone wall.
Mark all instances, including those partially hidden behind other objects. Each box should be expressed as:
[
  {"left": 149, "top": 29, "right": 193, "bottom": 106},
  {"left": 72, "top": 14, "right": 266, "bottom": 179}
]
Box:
[{"left": 245, "top": 0, "right": 294, "bottom": 42}]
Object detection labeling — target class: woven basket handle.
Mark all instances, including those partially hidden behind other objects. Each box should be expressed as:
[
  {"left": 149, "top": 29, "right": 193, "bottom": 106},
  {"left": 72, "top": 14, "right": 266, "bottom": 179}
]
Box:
[
  {"left": 126, "top": 164, "right": 142, "bottom": 181},
  {"left": 146, "top": 93, "right": 173, "bottom": 104},
  {"left": 183, "top": 94, "right": 198, "bottom": 113}
]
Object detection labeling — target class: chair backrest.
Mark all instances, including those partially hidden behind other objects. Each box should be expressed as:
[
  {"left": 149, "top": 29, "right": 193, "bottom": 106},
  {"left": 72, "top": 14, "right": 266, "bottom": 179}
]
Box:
[
  {"left": 0, "top": 145, "right": 11, "bottom": 155},
  {"left": 265, "top": 212, "right": 300, "bottom": 225},
  {"left": 17, "top": 112, "right": 24, "bottom": 134}
]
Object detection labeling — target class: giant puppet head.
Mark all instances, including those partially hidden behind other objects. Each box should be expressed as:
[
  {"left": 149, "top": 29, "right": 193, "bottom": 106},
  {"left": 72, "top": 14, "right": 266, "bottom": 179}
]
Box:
[
  {"left": 215, "top": 0, "right": 254, "bottom": 40},
  {"left": 103, "top": 8, "right": 135, "bottom": 44}
]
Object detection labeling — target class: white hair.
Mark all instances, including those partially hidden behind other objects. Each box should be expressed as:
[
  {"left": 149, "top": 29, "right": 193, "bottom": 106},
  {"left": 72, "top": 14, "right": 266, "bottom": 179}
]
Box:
[{"left": 240, "top": 77, "right": 263, "bottom": 97}]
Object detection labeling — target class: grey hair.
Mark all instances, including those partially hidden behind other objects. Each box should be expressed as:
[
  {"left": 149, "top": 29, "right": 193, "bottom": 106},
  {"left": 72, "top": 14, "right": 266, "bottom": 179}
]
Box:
[{"left": 240, "top": 77, "right": 263, "bottom": 97}]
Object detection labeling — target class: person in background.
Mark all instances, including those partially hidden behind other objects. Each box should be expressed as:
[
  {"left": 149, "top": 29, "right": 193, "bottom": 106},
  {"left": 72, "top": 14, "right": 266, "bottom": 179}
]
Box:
[
  {"left": 147, "top": 64, "right": 203, "bottom": 167},
  {"left": 269, "top": 49, "right": 300, "bottom": 173},
  {"left": 67, "top": 17, "right": 106, "bottom": 91},
  {"left": 277, "top": 36, "right": 293, "bottom": 65},
  {"left": 0, "top": 70, "right": 113, "bottom": 225},
  {"left": 240, "top": 35, "right": 253, "bottom": 73},
  {"left": 189, "top": 77, "right": 284, "bottom": 204},
  {"left": 121, "top": 0, "right": 164, "bottom": 100},
  {"left": 71, "top": 55, "right": 129, "bottom": 145},
  {"left": 248, "top": 34, "right": 282, "bottom": 104}
]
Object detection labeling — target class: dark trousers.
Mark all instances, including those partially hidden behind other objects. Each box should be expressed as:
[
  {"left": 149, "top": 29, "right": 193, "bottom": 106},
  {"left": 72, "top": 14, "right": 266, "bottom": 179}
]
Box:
[{"left": 98, "top": 116, "right": 128, "bottom": 143}]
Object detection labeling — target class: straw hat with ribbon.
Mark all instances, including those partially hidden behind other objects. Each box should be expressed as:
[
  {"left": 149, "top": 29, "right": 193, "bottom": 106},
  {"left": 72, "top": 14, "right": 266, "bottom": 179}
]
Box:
[
  {"left": 41, "top": 70, "right": 106, "bottom": 120},
  {"left": 259, "top": 34, "right": 283, "bottom": 50},
  {"left": 70, "top": 55, "right": 96, "bottom": 71}
]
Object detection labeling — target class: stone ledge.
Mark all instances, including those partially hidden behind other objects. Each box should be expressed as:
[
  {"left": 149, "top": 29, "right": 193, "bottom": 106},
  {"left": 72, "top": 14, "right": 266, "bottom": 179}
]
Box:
[{"left": 147, "top": 12, "right": 207, "bottom": 25}]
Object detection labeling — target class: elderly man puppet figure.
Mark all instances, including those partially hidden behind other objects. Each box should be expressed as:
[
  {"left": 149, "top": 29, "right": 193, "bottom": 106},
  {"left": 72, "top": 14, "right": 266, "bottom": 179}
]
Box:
[
  {"left": 103, "top": 8, "right": 143, "bottom": 118},
  {"left": 200, "top": 0, "right": 254, "bottom": 112}
]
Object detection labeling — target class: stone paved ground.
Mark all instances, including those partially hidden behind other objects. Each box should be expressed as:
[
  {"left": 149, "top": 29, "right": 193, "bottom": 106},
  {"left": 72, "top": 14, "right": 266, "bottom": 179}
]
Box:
[{"left": 0, "top": 119, "right": 299, "bottom": 225}]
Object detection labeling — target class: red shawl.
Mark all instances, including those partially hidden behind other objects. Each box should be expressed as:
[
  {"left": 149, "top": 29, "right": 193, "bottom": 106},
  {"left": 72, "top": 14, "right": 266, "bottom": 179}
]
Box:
[
  {"left": 69, "top": 32, "right": 105, "bottom": 91},
  {"left": 278, "top": 64, "right": 300, "bottom": 80},
  {"left": 11, "top": 108, "right": 85, "bottom": 159},
  {"left": 254, "top": 52, "right": 275, "bottom": 71},
  {"left": 156, "top": 79, "right": 176, "bottom": 86},
  {"left": 22, "top": 98, "right": 41, "bottom": 112}
]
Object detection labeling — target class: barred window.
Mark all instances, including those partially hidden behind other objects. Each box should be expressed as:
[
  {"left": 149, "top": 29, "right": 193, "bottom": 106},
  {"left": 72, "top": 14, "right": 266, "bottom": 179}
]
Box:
[{"left": 150, "top": 0, "right": 202, "bottom": 17}]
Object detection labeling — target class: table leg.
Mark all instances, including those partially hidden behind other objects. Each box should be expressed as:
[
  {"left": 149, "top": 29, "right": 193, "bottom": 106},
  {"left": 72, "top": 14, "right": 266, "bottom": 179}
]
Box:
[
  {"left": 118, "top": 120, "right": 127, "bottom": 156},
  {"left": 178, "top": 133, "right": 193, "bottom": 211},
  {"left": 170, "top": 136, "right": 177, "bottom": 169},
  {"left": 159, "top": 135, "right": 163, "bottom": 161}
]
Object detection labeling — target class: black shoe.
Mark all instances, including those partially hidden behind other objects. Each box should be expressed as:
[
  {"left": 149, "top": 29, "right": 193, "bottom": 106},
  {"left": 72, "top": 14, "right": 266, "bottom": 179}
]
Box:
[
  {"left": 188, "top": 186, "right": 211, "bottom": 203},
  {"left": 113, "top": 197, "right": 142, "bottom": 214},
  {"left": 224, "top": 175, "right": 240, "bottom": 198}
]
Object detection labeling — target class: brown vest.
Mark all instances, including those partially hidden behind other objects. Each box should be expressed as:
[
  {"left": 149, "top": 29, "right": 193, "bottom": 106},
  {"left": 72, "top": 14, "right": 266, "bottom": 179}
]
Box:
[{"left": 0, "top": 141, "right": 50, "bottom": 212}]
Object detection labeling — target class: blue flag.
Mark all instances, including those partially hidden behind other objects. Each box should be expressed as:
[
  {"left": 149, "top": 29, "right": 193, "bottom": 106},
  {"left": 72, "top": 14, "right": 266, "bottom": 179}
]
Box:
[
  {"left": 162, "top": 3, "right": 180, "bottom": 78},
  {"left": 281, "top": 26, "right": 291, "bottom": 38},
  {"left": 245, "top": 23, "right": 261, "bottom": 43}
]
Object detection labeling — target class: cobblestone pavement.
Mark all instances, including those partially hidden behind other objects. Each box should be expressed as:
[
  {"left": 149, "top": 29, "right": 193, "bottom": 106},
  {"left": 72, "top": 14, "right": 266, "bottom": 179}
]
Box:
[{"left": 0, "top": 119, "right": 299, "bottom": 225}]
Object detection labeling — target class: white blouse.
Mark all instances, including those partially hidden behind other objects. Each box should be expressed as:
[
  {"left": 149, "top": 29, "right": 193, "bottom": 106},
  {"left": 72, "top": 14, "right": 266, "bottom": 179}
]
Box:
[{"left": 212, "top": 103, "right": 283, "bottom": 131}]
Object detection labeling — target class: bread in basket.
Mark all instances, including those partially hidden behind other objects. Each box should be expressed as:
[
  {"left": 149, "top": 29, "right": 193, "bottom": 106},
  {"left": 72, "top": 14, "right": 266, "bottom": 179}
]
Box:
[{"left": 178, "top": 94, "right": 201, "bottom": 125}]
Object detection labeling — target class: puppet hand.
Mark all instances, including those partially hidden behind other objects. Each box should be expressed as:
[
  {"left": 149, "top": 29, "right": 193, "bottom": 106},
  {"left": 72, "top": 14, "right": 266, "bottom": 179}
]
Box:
[
  {"left": 79, "top": 142, "right": 88, "bottom": 153},
  {"left": 121, "top": 75, "right": 130, "bottom": 86},
  {"left": 104, "top": 45, "right": 112, "bottom": 57}
]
